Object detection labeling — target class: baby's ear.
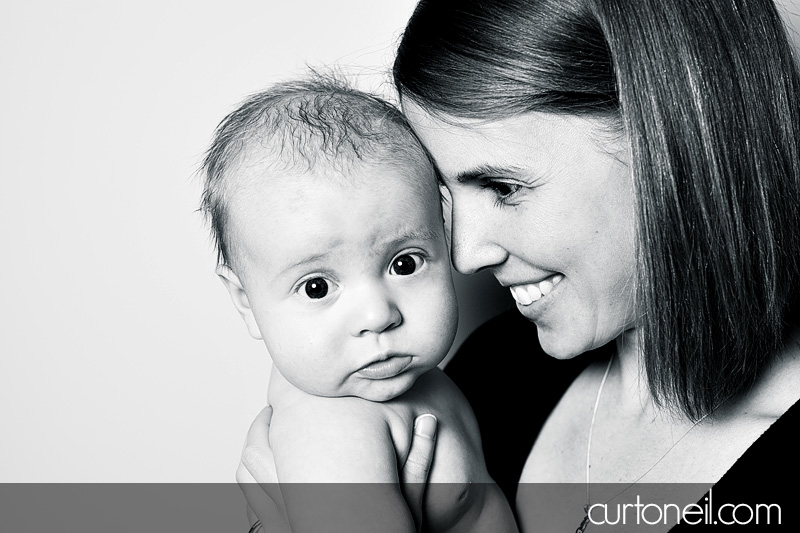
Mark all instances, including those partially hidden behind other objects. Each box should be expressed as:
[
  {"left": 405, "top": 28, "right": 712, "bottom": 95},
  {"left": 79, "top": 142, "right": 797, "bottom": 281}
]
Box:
[{"left": 216, "top": 265, "right": 263, "bottom": 340}]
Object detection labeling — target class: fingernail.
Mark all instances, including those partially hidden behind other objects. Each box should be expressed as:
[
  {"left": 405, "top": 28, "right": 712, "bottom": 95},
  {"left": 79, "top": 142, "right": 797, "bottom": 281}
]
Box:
[{"left": 414, "top": 414, "right": 437, "bottom": 439}]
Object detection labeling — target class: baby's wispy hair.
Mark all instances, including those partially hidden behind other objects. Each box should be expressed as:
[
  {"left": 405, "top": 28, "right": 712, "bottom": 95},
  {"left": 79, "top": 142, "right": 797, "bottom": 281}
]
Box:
[{"left": 200, "top": 71, "right": 430, "bottom": 268}]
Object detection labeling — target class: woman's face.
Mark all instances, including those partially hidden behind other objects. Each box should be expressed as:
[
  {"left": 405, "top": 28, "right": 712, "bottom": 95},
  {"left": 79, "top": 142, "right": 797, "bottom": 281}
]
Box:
[{"left": 403, "top": 101, "right": 638, "bottom": 358}]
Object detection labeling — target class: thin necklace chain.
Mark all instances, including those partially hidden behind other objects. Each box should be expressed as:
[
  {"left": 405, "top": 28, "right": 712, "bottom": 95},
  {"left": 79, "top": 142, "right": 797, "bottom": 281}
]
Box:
[{"left": 584, "top": 355, "right": 714, "bottom": 511}]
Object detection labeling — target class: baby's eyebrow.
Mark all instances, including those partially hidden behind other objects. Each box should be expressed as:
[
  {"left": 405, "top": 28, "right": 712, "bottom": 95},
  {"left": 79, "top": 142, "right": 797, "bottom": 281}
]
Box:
[
  {"left": 276, "top": 230, "right": 437, "bottom": 275},
  {"left": 372, "top": 229, "right": 438, "bottom": 252},
  {"left": 278, "top": 250, "right": 334, "bottom": 275}
]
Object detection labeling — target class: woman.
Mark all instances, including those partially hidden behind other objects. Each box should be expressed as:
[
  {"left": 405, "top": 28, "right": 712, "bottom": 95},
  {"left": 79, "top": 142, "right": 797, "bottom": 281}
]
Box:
[{"left": 240, "top": 0, "right": 800, "bottom": 530}]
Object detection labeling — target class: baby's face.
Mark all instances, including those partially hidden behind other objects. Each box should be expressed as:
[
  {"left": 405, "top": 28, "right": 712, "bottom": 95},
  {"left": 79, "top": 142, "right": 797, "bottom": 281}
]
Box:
[{"left": 228, "top": 160, "right": 458, "bottom": 402}]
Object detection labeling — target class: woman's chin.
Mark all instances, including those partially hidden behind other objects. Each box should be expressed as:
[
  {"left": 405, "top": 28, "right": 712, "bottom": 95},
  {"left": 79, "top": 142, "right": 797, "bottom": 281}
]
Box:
[{"left": 536, "top": 330, "right": 590, "bottom": 360}]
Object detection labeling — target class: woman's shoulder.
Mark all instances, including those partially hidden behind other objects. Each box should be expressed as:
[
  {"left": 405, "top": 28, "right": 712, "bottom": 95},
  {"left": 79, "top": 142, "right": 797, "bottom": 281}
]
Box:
[
  {"left": 667, "top": 399, "right": 800, "bottom": 531},
  {"left": 670, "top": 346, "right": 800, "bottom": 529},
  {"left": 712, "top": 343, "right": 800, "bottom": 486}
]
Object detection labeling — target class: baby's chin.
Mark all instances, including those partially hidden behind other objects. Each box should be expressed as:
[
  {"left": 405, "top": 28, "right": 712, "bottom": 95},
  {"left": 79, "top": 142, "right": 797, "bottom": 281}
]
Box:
[
  {"left": 293, "top": 361, "right": 441, "bottom": 402},
  {"left": 329, "top": 367, "right": 432, "bottom": 403},
  {"left": 351, "top": 372, "right": 422, "bottom": 402}
]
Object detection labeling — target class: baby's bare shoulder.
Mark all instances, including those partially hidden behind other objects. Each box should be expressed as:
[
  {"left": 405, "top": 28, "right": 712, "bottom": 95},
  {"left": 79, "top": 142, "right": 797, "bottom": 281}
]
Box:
[
  {"left": 382, "top": 369, "right": 490, "bottom": 481},
  {"left": 269, "top": 394, "right": 400, "bottom": 482},
  {"left": 271, "top": 392, "right": 392, "bottom": 440}
]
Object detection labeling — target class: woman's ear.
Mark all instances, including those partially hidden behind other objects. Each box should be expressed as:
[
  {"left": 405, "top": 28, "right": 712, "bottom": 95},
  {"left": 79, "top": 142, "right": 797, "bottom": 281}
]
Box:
[{"left": 216, "top": 265, "right": 263, "bottom": 340}]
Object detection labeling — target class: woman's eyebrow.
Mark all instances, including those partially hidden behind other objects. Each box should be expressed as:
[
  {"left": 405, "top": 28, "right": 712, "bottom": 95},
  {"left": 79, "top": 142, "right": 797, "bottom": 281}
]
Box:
[{"left": 452, "top": 164, "right": 525, "bottom": 183}]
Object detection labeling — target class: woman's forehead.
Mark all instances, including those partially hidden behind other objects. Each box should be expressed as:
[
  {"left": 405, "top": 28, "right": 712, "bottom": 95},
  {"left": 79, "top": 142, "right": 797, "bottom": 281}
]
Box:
[{"left": 403, "top": 100, "right": 623, "bottom": 179}]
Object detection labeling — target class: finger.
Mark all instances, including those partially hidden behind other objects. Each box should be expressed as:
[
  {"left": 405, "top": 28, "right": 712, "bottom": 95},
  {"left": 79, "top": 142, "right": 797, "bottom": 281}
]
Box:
[
  {"left": 238, "top": 406, "right": 291, "bottom": 531},
  {"left": 241, "top": 444, "right": 286, "bottom": 519},
  {"left": 241, "top": 443, "right": 279, "bottom": 485},
  {"left": 243, "top": 405, "right": 273, "bottom": 450},
  {"left": 239, "top": 405, "right": 281, "bottom": 511},
  {"left": 246, "top": 505, "right": 257, "bottom": 525},
  {"left": 400, "top": 414, "right": 438, "bottom": 531},
  {"left": 240, "top": 405, "right": 277, "bottom": 485},
  {"left": 246, "top": 507, "right": 261, "bottom": 532},
  {"left": 402, "top": 414, "right": 437, "bottom": 484},
  {"left": 238, "top": 460, "right": 277, "bottom": 528},
  {"left": 239, "top": 406, "right": 284, "bottom": 512},
  {"left": 239, "top": 454, "right": 292, "bottom": 533}
]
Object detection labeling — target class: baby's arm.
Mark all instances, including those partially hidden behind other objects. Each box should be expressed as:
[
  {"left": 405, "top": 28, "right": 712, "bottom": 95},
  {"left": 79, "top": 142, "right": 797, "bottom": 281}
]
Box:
[
  {"left": 269, "top": 397, "right": 418, "bottom": 533},
  {"left": 449, "top": 483, "right": 519, "bottom": 533}
]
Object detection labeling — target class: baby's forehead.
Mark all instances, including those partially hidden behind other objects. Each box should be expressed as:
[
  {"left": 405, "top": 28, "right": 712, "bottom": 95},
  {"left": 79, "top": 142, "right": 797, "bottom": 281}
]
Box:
[
  {"left": 225, "top": 163, "right": 428, "bottom": 266},
  {"left": 228, "top": 143, "right": 437, "bottom": 206},
  {"left": 225, "top": 149, "right": 443, "bottom": 269}
]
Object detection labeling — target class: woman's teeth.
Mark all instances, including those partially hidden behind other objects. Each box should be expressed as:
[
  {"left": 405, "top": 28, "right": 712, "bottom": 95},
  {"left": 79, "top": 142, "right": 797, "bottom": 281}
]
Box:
[{"left": 510, "top": 274, "right": 563, "bottom": 306}]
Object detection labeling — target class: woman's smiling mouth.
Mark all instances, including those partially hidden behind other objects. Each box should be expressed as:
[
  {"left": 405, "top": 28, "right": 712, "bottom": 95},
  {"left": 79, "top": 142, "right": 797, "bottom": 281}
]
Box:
[{"left": 509, "top": 274, "right": 564, "bottom": 306}]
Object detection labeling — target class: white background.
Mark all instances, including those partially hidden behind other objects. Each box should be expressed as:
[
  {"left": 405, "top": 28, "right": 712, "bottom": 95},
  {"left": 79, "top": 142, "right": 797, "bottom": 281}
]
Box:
[
  {"left": 0, "top": 0, "right": 511, "bottom": 482},
  {"left": 2, "top": 0, "right": 797, "bottom": 484}
]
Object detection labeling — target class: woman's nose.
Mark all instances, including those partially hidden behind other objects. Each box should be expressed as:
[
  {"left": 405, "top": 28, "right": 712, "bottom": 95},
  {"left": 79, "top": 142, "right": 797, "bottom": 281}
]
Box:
[
  {"left": 350, "top": 283, "right": 403, "bottom": 337},
  {"left": 450, "top": 196, "right": 507, "bottom": 275}
]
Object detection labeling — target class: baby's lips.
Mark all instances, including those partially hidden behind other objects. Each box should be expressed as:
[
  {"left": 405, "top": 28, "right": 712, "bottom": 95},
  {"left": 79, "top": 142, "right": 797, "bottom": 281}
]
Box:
[{"left": 357, "top": 354, "right": 413, "bottom": 379}]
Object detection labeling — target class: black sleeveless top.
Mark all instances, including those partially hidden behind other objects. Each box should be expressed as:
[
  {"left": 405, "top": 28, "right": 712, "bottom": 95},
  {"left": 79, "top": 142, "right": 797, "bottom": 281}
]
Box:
[{"left": 445, "top": 309, "right": 799, "bottom": 530}]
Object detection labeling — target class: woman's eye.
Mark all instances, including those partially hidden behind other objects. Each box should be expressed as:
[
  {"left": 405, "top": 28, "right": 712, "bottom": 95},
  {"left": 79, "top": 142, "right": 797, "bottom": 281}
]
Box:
[
  {"left": 483, "top": 180, "right": 521, "bottom": 204},
  {"left": 390, "top": 254, "right": 420, "bottom": 276},
  {"left": 302, "top": 277, "right": 329, "bottom": 299}
]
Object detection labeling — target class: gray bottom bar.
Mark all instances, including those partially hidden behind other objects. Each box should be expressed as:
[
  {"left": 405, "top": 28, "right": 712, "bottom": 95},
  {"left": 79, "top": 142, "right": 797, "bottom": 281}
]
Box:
[{"left": 0, "top": 483, "right": 790, "bottom": 532}]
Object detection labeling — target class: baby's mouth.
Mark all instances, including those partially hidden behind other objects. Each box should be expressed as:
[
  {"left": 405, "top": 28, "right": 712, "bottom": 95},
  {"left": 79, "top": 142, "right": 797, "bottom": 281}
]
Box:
[
  {"left": 357, "top": 354, "right": 413, "bottom": 379},
  {"left": 509, "top": 274, "right": 564, "bottom": 306}
]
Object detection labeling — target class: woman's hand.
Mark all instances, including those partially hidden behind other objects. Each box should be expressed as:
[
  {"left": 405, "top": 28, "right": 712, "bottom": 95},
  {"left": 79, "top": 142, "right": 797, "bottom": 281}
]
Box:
[
  {"left": 236, "top": 406, "right": 290, "bottom": 533},
  {"left": 236, "top": 407, "right": 439, "bottom": 532},
  {"left": 400, "top": 413, "right": 438, "bottom": 530}
]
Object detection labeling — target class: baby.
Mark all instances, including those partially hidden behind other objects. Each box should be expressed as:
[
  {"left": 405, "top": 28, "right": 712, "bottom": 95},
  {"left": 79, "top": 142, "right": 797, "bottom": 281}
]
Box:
[{"left": 201, "top": 75, "right": 516, "bottom": 533}]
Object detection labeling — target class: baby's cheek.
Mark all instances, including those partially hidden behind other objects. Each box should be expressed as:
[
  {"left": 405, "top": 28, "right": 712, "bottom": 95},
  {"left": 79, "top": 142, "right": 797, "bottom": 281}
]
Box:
[
  {"left": 436, "top": 276, "right": 459, "bottom": 325},
  {"left": 279, "top": 333, "right": 321, "bottom": 374},
  {"left": 420, "top": 281, "right": 458, "bottom": 344}
]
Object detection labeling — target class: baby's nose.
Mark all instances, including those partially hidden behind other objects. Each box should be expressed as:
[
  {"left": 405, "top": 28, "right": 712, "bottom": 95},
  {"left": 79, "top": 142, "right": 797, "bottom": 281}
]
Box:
[{"left": 350, "top": 284, "right": 402, "bottom": 336}]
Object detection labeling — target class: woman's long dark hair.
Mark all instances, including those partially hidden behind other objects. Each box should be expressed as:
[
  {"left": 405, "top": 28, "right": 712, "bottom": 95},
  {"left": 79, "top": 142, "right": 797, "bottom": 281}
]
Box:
[{"left": 394, "top": 0, "right": 800, "bottom": 420}]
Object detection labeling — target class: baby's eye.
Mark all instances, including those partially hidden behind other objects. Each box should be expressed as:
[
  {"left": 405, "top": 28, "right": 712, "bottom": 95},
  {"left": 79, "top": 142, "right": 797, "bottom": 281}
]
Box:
[
  {"left": 390, "top": 254, "right": 422, "bottom": 276},
  {"left": 302, "top": 277, "right": 329, "bottom": 299}
]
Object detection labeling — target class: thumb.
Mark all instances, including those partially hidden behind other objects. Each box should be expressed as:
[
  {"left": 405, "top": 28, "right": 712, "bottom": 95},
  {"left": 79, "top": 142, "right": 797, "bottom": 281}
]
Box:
[{"left": 400, "top": 414, "right": 438, "bottom": 531}]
